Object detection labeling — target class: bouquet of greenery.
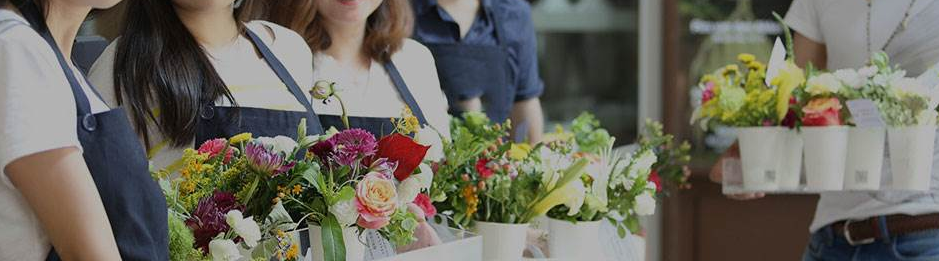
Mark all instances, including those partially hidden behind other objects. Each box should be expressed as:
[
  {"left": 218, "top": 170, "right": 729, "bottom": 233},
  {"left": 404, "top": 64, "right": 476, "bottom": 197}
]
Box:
[
  {"left": 838, "top": 52, "right": 939, "bottom": 126},
  {"left": 430, "top": 112, "right": 588, "bottom": 227}
]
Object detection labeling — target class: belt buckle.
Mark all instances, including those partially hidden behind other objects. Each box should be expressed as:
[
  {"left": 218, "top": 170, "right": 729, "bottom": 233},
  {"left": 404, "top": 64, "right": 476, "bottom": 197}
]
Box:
[{"left": 844, "top": 219, "right": 875, "bottom": 246}]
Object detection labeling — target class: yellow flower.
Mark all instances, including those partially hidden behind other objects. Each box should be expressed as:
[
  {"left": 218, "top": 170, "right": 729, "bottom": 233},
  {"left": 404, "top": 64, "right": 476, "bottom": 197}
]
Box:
[
  {"left": 230, "top": 133, "right": 252, "bottom": 144},
  {"left": 508, "top": 143, "right": 532, "bottom": 161},
  {"left": 771, "top": 61, "right": 805, "bottom": 122},
  {"left": 724, "top": 64, "right": 739, "bottom": 73},
  {"left": 292, "top": 184, "right": 302, "bottom": 195},
  {"left": 394, "top": 107, "right": 420, "bottom": 135},
  {"left": 737, "top": 53, "right": 756, "bottom": 63},
  {"left": 286, "top": 243, "right": 299, "bottom": 259}
]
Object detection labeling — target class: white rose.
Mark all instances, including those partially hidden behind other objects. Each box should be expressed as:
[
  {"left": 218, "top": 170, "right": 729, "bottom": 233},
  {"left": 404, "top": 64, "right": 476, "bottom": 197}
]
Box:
[
  {"left": 225, "top": 210, "right": 261, "bottom": 248},
  {"left": 834, "top": 69, "right": 864, "bottom": 89},
  {"left": 209, "top": 239, "right": 242, "bottom": 261},
  {"left": 806, "top": 73, "right": 842, "bottom": 95},
  {"left": 563, "top": 178, "right": 587, "bottom": 216},
  {"left": 329, "top": 198, "right": 360, "bottom": 227},
  {"left": 396, "top": 168, "right": 432, "bottom": 206},
  {"left": 257, "top": 136, "right": 298, "bottom": 155},
  {"left": 635, "top": 192, "right": 656, "bottom": 216},
  {"left": 627, "top": 150, "right": 657, "bottom": 182},
  {"left": 415, "top": 127, "right": 445, "bottom": 161},
  {"left": 858, "top": 66, "right": 877, "bottom": 78}
]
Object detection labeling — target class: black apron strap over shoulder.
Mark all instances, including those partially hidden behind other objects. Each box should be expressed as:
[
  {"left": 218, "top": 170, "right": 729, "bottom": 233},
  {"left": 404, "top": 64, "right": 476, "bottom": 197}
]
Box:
[
  {"left": 383, "top": 62, "right": 429, "bottom": 126},
  {"left": 244, "top": 28, "right": 326, "bottom": 133}
]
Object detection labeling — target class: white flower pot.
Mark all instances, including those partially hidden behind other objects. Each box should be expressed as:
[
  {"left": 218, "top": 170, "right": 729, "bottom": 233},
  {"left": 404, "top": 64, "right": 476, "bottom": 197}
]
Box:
[
  {"left": 844, "top": 127, "right": 885, "bottom": 190},
  {"left": 802, "top": 126, "right": 849, "bottom": 191},
  {"left": 737, "top": 127, "right": 785, "bottom": 191},
  {"left": 475, "top": 221, "right": 529, "bottom": 261},
  {"left": 308, "top": 225, "right": 366, "bottom": 261},
  {"left": 778, "top": 129, "right": 804, "bottom": 190},
  {"left": 547, "top": 218, "right": 607, "bottom": 261},
  {"left": 888, "top": 126, "right": 936, "bottom": 191}
]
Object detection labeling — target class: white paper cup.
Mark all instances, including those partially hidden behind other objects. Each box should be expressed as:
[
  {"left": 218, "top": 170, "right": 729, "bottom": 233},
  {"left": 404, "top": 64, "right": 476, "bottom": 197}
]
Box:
[
  {"left": 737, "top": 127, "right": 785, "bottom": 191},
  {"left": 802, "top": 126, "right": 848, "bottom": 191},
  {"left": 309, "top": 224, "right": 366, "bottom": 261},
  {"left": 778, "top": 129, "right": 804, "bottom": 190},
  {"left": 888, "top": 126, "right": 936, "bottom": 191},
  {"left": 547, "top": 219, "right": 606, "bottom": 261},
  {"left": 475, "top": 221, "right": 529, "bottom": 261},
  {"left": 844, "top": 127, "right": 885, "bottom": 190}
]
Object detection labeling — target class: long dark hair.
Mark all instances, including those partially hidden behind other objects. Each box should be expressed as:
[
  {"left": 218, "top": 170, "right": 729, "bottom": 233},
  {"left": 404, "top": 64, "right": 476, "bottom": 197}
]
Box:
[{"left": 113, "top": 0, "right": 248, "bottom": 148}]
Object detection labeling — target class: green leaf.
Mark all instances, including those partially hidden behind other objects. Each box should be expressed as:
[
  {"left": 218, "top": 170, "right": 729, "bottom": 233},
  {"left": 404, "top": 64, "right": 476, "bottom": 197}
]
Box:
[
  {"left": 251, "top": 238, "right": 278, "bottom": 260},
  {"left": 266, "top": 202, "right": 293, "bottom": 231},
  {"left": 321, "top": 215, "right": 346, "bottom": 261},
  {"left": 337, "top": 186, "right": 355, "bottom": 202}
]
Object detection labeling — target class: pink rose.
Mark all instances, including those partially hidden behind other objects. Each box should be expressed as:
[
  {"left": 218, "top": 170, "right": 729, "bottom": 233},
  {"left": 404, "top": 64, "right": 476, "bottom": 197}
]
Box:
[
  {"left": 198, "top": 138, "right": 234, "bottom": 163},
  {"left": 355, "top": 172, "right": 398, "bottom": 229}
]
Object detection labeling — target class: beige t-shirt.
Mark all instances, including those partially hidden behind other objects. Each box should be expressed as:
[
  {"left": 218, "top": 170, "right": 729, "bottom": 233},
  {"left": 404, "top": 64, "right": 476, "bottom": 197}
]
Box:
[{"left": 90, "top": 21, "right": 315, "bottom": 170}]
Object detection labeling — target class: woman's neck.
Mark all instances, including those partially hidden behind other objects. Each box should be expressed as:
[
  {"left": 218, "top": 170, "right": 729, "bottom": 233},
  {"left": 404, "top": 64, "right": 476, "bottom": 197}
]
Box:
[
  {"left": 175, "top": 5, "right": 239, "bottom": 49},
  {"left": 323, "top": 20, "right": 370, "bottom": 70},
  {"left": 45, "top": 1, "right": 91, "bottom": 59}
]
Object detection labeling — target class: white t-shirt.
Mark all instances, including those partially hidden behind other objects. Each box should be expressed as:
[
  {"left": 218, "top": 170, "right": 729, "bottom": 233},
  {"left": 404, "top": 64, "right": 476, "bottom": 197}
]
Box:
[
  {"left": 90, "top": 21, "right": 316, "bottom": 171},
  {"left": 311, "top": 39, "right": 452, "bottom": 141},
  {"left": 0, "top": 9, "right": 110, "bottom": 261},
  {"left": 785, "top": 0, "right": 939, "bottom": 232}
]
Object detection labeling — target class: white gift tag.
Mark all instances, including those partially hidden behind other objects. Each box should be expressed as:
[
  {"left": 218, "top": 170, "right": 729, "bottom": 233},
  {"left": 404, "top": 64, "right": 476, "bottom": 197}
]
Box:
[
  {"left": 846, "top": 99, "right": 887, "bottom": 128},
  {"left": 765, "top": 37, "right": 787, "bottom": 87},
  {"left": 916, "top": 66, "right": 939, "bottom": 109}
]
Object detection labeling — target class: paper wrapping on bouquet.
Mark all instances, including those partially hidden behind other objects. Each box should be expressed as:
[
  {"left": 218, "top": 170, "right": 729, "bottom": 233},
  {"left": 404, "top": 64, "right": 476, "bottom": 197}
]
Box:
[
  {"left": 308, "top": 225, "right": 367, "bottom": 261},
  {"left": 778, "top": 129, "right": 804, "bottom": 190},
  {"left": 844, "top": 127, "right": 886, "bottom": 190},
  {"left": 888, "top": 126, "right": 936, "bottom": 191},
  {"left": 475, "top": 221, "right": 529, "bottom": 261},
  {"left": 737, "top": 127, "right": 785, "bottom": 191},
  {"left": 547, "top": 219, "right": 606, "bottom": 261},
  {"left": 802, "top": 126, "right": 848, "bottom": 191}
]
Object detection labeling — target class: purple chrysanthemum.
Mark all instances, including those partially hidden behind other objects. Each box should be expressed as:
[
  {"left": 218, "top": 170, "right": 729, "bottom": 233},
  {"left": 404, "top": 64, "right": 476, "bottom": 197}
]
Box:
[
  {"left": 327, "top": 128, "right": 378, "bottom": 166},
  {"left": 246, "top": 141, "right": 289, "bottom": 176},
  {"left": 186, "top": 191, "right": 245, "bottom": 254}
]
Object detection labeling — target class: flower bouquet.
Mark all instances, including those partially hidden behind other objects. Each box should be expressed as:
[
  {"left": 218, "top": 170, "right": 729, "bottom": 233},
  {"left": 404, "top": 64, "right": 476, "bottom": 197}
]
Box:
[
  {"left": 841, "top": 52, "right": 939, "bottom": 191},
  {"left": 692, "top": 52, "right": 802, "bottom": 191},
  {"left": 155, "top": 124, "right": 318, "bottom": 261},
  {"left": 430, "top": 112, "right": 589, "bottom": 261},
  {"left": 542, "top": 114, "right": 672, "bottom": 261},
  {"left": 797, "top": 68, "right": 851, "bottom": 191}
]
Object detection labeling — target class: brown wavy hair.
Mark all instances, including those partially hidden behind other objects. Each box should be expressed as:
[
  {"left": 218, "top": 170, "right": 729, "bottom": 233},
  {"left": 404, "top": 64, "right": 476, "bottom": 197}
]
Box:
[{"left": 247, "top": 0, "right": 413, "bottom": 63}]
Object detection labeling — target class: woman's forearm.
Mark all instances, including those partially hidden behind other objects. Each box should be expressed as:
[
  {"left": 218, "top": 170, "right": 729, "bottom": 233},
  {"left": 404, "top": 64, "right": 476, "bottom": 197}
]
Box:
[
  {"left": 511, "top": 98, "right": 545, "bottom": 144},
  {"left": 5, "top": 147, "right": 121, "bottom": 261}
]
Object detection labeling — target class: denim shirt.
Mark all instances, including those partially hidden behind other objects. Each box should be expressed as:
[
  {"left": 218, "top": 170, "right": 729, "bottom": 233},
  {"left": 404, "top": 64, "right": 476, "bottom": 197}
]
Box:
[{"left": 411, "top": 0, "right": 545, "bottom": 102}]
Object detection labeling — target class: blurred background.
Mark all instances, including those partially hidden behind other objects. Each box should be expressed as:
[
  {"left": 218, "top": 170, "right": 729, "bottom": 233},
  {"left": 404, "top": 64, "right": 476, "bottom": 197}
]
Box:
[{"left": 79, "top": 0, "right": 818, "bottom": 260}]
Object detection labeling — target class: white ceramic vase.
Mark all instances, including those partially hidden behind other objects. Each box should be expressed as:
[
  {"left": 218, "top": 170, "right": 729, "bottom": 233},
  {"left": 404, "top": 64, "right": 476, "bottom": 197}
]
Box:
[
  {"left": 737, "top": 127, "right": 785, "bottom": 191},
  {"left": 308, "top": 225, "right": 366, "bottom": 261},
  {"left": 475, "top": 221, "right": 529, "bottom": 261},
  {"left": 547, "top": 218, "right": 607, "bottom": 261},
  {"left": 802, "top": 126, "right": 849, "bottom": 191},
  {"left": 844, "top": 127, "right": 885, "bottom": 190},
  {"left": 778, "top": 128, "right": 804, "bottom": 190},
  {"left": 888, "top": 126, "right": 937, "bottom": 191}
]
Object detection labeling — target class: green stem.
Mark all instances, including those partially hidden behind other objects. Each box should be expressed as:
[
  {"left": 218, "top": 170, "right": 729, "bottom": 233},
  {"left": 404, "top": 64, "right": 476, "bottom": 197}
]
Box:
[
  {"left": 335, "top": 95, "right": 351, "bottom": 130},
  {"left": 772, "top": 12, "right": 795, "bottom": 60}
]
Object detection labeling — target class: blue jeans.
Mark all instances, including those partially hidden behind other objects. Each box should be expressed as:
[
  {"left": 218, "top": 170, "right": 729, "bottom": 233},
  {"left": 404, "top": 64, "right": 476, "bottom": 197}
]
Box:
[{"left": 803, "top": 226, "right": 939, "bottom": 261}]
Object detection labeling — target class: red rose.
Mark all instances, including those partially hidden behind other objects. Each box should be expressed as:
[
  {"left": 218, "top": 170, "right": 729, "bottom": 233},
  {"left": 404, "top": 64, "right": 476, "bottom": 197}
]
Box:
[
  {"left": 802, "top": 98, "right": 843, "bottom": 126},
  {"left": 372, "top": 134, "right": 430, "bottom": 181},
  {"left": 475, "top": 158, "right": 494, "bottom": 179},
  {"left": 648, "top": 170, "right": 662, "bottom": 192},
  {"left": 413, "top": 193, "right": 436, "bottom": 218}
]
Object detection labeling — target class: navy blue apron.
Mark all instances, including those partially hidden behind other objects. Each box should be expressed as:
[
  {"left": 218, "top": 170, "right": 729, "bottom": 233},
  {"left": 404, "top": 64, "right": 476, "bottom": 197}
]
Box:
[
  {"left": 194, "top": 28, "right": 326, "bottom": 145},
  {"left": 316, "top": 62, "right": 430, "bottom": 136},
  {"left": 424, "top": 9, "right": 514, "bottom": 124},
  {"left": 19, "top": 3, "right": 169, "bottom": 261}
]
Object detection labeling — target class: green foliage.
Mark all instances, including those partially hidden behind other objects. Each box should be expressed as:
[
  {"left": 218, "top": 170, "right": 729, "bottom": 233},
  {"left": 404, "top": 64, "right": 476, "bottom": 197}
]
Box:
[
  {"left": 571, "top": 112, "right": 613, "bottom": 154},
  {"left": 380, "top": 209, "right": 420, "bottom": 246},
  {"left": 320, "top": 216, "right": 345, "bottom": 261},
  {"left": 167, "top": 213, "right": 203, "bottom": 261}
]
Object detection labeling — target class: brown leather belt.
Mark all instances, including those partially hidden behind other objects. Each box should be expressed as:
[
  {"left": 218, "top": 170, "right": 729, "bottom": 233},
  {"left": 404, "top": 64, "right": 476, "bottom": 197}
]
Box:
[{"left": 831, "top": 214, "right": 939, "bottom": 245}]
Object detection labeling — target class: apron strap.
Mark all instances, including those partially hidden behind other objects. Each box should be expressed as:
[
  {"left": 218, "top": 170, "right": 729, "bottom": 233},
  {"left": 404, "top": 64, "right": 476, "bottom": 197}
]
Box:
[
  {"left": 20, "top": 2, "right": 105, "bottom": 116},
  {"left": 383, "top": 62, "right": 429, "bottom": 126},
  {"left": 244, "top": 27, "right": 326, "bottom": 133}
]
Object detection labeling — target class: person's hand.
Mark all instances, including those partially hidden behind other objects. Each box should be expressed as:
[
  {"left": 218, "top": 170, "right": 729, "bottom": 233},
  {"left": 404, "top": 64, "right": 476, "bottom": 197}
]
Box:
[{"left": 710, "top": 142, "right": 765, "bottom": 201}]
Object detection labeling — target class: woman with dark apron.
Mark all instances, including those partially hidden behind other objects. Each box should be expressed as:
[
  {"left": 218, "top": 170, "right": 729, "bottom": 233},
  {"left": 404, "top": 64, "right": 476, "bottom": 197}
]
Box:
[
  {"left": 252, "top": 0, "right": 453, "bottom": 255},
  {"left": 88, "top": 0, "right": 324, "bottom": 172},
  {"left": 1, "top": 0, "right": 167, "bottom": 260},
  {"left": 412, "top": 0, "right": 546, "bottom": 143}
]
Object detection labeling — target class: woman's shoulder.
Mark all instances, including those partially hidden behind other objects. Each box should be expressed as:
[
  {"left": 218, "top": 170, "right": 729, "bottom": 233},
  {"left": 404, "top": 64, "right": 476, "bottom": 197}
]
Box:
[
  {"left": 393, "top": 39, "right": 435, "bottom": 64},
  {"left": 246, "top": 20, "right": 310, "bottom": 52},
  {"left": 0, "top": 19, "right": 59, "bottom": 72}
]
